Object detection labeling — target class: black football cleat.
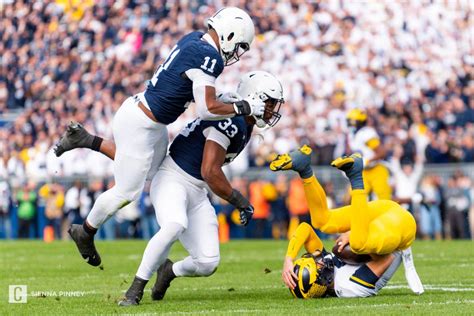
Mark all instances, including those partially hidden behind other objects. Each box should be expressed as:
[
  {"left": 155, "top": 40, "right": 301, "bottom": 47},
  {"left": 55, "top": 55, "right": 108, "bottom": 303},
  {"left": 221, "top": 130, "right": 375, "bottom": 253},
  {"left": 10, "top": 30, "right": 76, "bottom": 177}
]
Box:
[
  {"left": 54, "top": 122, "right": 94, "bottom": 157},
  {"left": 68, "top": 224, "right": 101, "bottom": 267},
  {"left": 151, "top": 259, "right": 176, "bottom": 300},
  {"left": 118, "top": 277, "right": 148, "bottom": 306}
]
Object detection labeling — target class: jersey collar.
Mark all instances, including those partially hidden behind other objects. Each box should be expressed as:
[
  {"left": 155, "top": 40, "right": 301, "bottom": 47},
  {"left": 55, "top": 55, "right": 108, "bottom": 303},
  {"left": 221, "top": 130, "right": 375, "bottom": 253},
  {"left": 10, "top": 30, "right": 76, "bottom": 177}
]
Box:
[{"left": 202, "top": 33, "right": 218, "bottom": 52}]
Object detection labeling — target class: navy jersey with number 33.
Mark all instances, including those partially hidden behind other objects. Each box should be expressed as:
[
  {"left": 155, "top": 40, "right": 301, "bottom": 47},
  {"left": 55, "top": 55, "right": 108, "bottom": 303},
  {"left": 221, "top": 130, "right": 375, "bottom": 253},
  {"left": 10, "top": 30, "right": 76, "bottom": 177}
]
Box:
[
  {"left": 144, "top": 31, "right": 224, "bottom": 125},
  {"left": 170, "top": 117, "right": 253, "bottom": 180}
]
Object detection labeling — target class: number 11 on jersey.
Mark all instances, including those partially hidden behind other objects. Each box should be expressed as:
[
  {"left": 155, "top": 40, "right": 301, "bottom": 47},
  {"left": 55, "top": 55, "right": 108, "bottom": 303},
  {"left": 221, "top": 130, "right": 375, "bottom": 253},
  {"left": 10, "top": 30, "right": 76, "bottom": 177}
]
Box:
[{"left": 200, "top": 56, "right": 217, "bottom": 73}]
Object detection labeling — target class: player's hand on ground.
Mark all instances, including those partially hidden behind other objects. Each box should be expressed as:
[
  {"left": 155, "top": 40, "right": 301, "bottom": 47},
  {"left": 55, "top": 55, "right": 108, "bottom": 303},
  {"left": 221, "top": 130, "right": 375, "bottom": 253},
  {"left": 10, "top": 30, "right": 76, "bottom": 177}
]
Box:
[
  {"left": 282, "top": 256, "right": 298, "bottom": 289},
  {"left": 218, "top": 92, "right": 242, "bottom": 104},
  {"left": 239, "top": 205, "right": 254, "bottom": 226},
  {"left": 335, "top": 231, "right": 350, "bottom": 253}
]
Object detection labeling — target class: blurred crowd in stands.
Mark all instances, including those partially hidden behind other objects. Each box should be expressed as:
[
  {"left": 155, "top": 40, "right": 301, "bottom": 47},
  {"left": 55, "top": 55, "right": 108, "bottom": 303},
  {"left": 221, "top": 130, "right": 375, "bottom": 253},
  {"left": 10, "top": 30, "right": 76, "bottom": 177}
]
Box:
[
  {"left": 0, "top": 1, "right": 473, "bottom": 240},
  {"left": 0, "top": 162, "right": 472, "bottom": 241}
]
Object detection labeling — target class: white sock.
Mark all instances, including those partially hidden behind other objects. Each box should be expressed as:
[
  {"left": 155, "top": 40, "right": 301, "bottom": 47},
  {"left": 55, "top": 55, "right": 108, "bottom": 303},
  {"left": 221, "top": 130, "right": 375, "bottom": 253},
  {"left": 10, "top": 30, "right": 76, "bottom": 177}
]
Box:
[
  {"left": 135, "top": 223, "right": 185, "bottom": 280},
  {"left": 402, "top": 247, "right": 424, "bottom": 294}
]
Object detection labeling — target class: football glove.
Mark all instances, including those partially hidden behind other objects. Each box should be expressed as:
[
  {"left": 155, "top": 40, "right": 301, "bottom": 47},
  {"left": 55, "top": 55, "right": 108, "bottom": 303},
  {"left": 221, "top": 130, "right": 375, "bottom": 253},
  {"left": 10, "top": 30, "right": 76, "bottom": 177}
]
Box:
[
  {"left": 233, "top": 96, "right": 265, "bottom": 117},
  {"left": 218, "top": 92, "right": 242, "bottom": 104},
  {"left": 239, "top": 205, "right": 254, "bottom": 226},
  {"left": 226, "top": 189, "right": 254, "bottom": 226}
]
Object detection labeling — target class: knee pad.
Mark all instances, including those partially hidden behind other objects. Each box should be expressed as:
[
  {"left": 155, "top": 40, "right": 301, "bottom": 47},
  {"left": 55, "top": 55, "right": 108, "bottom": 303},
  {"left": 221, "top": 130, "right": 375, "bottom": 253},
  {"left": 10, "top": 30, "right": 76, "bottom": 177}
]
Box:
[{"left": 194, "top": 257, "right": 220, "bottom": 277}]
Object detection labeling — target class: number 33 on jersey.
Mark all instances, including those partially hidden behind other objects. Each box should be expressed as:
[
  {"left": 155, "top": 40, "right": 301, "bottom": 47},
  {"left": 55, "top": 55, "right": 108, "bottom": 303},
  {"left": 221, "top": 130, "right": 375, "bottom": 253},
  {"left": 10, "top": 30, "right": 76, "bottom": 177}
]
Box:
[{"left": 170, "top": 117, "right": 253, "bottom": 180}]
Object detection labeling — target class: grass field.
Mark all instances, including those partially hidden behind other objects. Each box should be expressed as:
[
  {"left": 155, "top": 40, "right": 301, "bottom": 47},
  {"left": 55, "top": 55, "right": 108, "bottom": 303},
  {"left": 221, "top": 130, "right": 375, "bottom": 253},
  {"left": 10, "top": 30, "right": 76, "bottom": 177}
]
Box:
[{"left": 0, "top": 240, "right": 473, "bottom": 315}]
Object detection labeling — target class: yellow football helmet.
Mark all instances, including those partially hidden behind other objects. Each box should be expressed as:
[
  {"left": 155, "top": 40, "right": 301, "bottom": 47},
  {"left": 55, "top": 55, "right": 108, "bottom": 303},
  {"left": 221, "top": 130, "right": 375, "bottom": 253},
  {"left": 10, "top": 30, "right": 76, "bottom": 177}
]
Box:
[
  {"left": 290, "top": 252, "right": 332, "bottom": 299},
  {"left": 346, "top": 108, "right": 367, "bottom": 128}
]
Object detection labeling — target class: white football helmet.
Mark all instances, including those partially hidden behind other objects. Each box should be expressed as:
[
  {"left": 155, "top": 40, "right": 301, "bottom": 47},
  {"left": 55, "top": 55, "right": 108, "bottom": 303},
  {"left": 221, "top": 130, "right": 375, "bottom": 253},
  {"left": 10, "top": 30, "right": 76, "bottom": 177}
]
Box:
[
  {"left": 207, "top": 7, "right": 255, "bottom": 66},
  {"left": 237, "top": 71, "right": 284, "bottom": 128}
]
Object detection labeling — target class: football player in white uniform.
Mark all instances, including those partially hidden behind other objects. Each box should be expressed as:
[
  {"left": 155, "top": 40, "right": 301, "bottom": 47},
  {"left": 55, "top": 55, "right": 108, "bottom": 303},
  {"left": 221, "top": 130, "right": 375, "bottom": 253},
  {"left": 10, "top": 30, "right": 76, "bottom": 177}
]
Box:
[
  {"left": 54, "top": 7, "right": 264, "bottom": 267},
  {"left": 346, "top": 108, "right": 392, "bottom": 199},
  {"left": 55, "top": 71, "right": 284, "bottom": 305},
  {"left": 117, "top": 71, "right": 284, "bottom": 306}
]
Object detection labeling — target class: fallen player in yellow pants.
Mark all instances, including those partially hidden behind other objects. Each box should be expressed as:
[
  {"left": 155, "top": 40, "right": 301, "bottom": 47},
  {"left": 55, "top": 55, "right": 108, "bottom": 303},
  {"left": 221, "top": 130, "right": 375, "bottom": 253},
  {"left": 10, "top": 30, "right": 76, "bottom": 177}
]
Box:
[{"left": 270, "top": 145, "right": 424, "bottom": 298}]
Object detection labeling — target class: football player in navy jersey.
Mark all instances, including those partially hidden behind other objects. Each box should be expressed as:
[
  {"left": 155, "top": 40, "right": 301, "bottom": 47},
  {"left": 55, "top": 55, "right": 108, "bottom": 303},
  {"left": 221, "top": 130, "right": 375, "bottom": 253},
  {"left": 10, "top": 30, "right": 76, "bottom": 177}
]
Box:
[
  {"left": 116, "top": 70, "right": 284, "bottom": 306},
  {"left": 53, "top": 7, "right": 265, "bottom": 267}
]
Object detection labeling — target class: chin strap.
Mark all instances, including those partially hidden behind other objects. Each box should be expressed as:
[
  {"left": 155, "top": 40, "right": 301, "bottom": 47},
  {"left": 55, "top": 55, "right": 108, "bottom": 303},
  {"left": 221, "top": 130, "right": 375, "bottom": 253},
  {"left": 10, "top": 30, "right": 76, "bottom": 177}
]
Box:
[{"left": 254, "top": 117, "right": 267, "bottom": 128}]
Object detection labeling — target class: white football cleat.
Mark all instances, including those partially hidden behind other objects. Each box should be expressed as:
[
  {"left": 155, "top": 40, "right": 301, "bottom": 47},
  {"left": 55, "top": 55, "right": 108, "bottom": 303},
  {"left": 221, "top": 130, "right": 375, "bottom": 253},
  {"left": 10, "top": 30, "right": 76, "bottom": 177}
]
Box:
[{"left": 402, "top": 247, "right": 424, "bottom": 295}]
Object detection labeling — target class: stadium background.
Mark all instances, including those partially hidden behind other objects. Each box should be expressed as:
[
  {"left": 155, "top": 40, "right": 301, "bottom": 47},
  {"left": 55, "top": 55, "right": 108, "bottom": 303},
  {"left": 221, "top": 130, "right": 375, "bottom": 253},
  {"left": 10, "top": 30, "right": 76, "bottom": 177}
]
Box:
[{"left": 0, "top": 0, "right": 472, "bottom": 243}]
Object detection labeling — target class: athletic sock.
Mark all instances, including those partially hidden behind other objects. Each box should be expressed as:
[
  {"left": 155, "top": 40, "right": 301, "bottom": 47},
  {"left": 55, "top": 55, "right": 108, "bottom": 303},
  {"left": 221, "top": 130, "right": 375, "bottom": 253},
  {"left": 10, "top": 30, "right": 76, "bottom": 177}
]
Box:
[
  {"left": 83, "top": 221, "right": 97, "bottom": 236},
  {"left": 298, "top": 165, "right": 313, "bottom": 179}
]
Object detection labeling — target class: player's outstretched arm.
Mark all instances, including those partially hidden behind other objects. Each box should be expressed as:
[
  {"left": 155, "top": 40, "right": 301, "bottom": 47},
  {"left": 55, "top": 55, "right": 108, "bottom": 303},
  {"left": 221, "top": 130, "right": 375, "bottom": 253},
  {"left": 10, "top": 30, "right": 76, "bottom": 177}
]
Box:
[
  {"left": 201, "top": 139, "right": 253, "bottom": 226},
  {"left": 283, "top": 222, "right": 324, "bottom": 289}
]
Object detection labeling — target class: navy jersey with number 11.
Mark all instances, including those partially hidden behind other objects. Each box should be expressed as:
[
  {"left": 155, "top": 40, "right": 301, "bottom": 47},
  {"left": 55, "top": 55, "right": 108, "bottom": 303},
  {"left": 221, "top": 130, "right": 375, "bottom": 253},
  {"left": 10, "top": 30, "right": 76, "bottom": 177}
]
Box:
[
  {"left": 170, "top": 117, "right": 254, "bottom": 180},
  {"left": 144, "top": 31, "right": 224, "bottom": 125}
]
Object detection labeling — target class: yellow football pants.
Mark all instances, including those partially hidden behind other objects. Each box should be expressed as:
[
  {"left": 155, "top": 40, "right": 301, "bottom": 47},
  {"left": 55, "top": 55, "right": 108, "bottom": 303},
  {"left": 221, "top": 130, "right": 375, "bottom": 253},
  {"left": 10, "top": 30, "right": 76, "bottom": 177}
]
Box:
[
  {"left": 302, "top": 176, "right": 416, "bottom": 255},
  {"left": 362, "top": 164, "right": 392, "bottom": 200}
]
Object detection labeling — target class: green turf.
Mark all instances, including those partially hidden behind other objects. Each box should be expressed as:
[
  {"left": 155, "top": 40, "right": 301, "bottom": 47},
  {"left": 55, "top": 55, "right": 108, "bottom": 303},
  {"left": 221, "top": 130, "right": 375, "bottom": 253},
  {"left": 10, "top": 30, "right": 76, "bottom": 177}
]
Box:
[{"left": 0, "top": 240, "right": 473, "bottom": 315}]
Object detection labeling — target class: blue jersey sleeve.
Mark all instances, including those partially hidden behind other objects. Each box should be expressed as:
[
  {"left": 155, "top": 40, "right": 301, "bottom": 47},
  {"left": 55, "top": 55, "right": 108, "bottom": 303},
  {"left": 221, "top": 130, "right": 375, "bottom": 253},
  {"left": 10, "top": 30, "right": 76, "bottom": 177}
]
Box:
[{"left": 181, "top": 42, "right": 224, "bottom": 78}]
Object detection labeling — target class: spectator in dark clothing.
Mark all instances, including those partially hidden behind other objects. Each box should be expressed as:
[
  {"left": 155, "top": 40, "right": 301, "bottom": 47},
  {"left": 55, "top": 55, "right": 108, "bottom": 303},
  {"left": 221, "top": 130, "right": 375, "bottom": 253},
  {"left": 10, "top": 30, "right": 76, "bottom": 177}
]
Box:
[{"left": 444, "top": 175, "right": 470, "bottom": 239}]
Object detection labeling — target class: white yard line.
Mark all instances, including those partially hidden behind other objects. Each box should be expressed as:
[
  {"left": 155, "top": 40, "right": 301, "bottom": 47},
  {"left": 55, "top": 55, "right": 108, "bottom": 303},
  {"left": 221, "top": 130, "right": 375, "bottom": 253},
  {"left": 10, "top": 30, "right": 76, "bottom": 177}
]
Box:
[{"left": 385, "top": 284, "right": 474, "bottom": 292}]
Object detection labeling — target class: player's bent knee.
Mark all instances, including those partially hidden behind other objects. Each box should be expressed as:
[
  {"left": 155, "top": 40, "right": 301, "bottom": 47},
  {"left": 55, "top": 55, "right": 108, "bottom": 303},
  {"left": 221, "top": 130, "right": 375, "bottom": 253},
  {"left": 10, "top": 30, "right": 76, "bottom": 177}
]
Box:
[
  {"left": 110, "top": 186, "right": 142, "bottom": 204},
  {"left": 195, "top": 257, "right": 220, "bottom": 276}
]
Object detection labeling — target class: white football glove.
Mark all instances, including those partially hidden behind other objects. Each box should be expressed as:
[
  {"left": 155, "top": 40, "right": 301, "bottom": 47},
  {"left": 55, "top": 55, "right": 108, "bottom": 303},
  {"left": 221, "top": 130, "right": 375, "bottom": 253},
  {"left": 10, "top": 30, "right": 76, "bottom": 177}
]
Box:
[
  {"left": 233, "top": 96, "right": 265, "bottom": 116},
  {"left": 217, "top": 92, "right": 242, "bottom": 104},
  {"left": 247, "top": 96, "right": 265, "bottom": 117}
]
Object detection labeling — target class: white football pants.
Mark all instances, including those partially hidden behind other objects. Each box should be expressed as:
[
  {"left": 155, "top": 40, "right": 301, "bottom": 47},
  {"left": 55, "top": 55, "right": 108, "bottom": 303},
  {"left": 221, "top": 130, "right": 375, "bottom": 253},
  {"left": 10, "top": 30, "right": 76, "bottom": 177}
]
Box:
[
  {"left": 136, "top": 157, "right": 220, "bottom": 280},
  {"left": 87, "top": 96, "right": 168, "bottom": 228}
]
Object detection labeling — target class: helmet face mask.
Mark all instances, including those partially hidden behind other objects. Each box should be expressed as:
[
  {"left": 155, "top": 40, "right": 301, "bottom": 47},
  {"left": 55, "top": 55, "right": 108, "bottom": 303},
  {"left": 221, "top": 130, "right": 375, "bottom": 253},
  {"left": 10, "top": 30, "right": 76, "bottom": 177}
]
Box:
[
  {"left": 313, "top": 252, "right": 335, "bottom": 287},
  {"left": 222, "top": 42, "right": 250, "bottom": 66},
  {"left": 261, "top": 95, "right": 283, "bottom": 127}
]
